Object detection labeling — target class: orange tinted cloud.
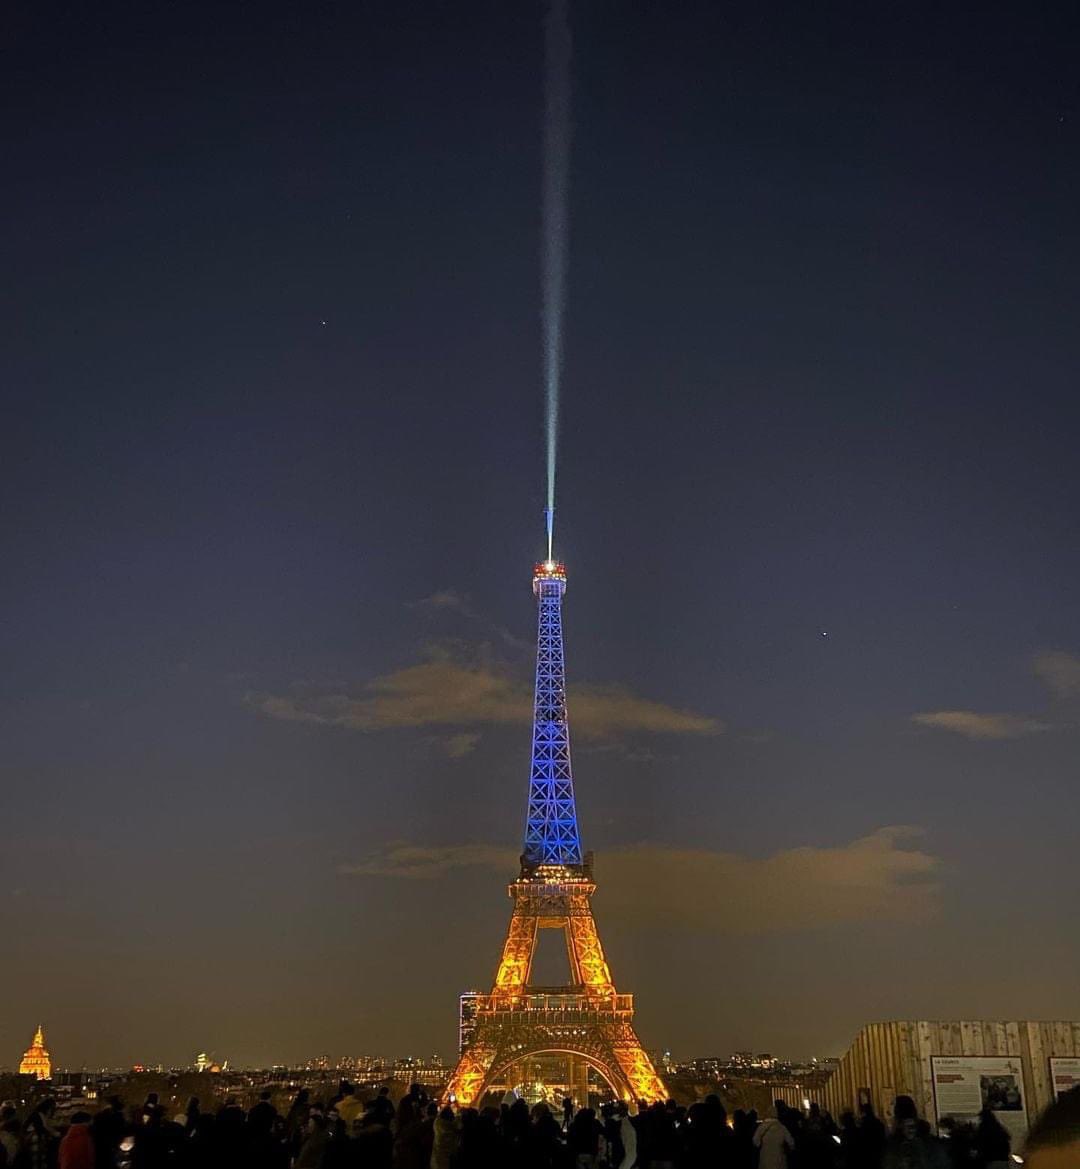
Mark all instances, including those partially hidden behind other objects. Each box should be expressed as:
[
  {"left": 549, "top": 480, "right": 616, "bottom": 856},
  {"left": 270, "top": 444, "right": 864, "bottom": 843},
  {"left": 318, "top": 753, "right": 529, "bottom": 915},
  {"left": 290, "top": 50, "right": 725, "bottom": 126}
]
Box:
[
  {"left": 598, "top": 827, "right": 938, "bottom": 931},
  {"left": 249, "top": 657, "right": 718, "bottom": 740},
  {"left": 911, "top": 710, "right": 1051, "bottom": 740},
  {"left": 1032, "top": 650, "right": 1080, "bottom": 699},
  {"left": 338, "top": 843, "right": 514, "bottom": 879},
  {"left": 340, "top": 827, "right": 939, "bottom": 933}
]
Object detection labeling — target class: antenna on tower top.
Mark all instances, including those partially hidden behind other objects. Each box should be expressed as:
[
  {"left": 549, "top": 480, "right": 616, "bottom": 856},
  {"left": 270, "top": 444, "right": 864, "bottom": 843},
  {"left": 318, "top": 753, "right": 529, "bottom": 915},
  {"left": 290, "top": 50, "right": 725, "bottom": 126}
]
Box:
[{"left": 544, "top": 506, "right": 554, "bottom": 561}]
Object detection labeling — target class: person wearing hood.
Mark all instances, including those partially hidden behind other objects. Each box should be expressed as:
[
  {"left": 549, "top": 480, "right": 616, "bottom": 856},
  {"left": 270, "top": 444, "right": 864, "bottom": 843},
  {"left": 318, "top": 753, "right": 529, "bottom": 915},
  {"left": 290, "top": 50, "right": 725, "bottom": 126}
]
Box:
[
  {"left": 335, "top": 1084, "right": 365, "bottom": 1133},
  {"left": 59, "top": 1113, "right": 95, "bottom": 1169},
  {"left": 430, "top": 1106, "right": 460, "bottom": 1169},
  {"left": 753, "top": 1102, "right": 796, "bottom": 1169}
]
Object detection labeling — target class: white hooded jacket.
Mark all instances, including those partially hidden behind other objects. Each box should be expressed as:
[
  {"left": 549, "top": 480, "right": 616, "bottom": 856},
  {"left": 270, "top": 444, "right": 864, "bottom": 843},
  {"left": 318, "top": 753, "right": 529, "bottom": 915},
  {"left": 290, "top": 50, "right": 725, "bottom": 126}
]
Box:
[
  {"left": 616, "top": 1114, "right": 637, "bottom": 1169},
  {"left": 753, "top": 1117, "right": 795, "bottom": 1169}
]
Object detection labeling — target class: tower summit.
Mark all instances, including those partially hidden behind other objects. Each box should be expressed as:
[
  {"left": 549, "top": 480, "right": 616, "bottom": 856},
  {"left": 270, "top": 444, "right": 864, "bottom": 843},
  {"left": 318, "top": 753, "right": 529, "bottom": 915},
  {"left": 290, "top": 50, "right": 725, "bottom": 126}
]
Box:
[
  {"left": 524, "top": 559, "right": 581, "bottom": 869},
  {"left": 444, "top": 558, "right": 666, "bottom": 1107}
]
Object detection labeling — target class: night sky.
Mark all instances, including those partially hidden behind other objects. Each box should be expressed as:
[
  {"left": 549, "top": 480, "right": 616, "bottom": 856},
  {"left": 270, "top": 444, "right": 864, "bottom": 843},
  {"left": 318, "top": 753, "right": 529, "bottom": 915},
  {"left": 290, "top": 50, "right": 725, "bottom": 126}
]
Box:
[{"left": 4, "top": 1, "right": 1080, "bottom": 1070}]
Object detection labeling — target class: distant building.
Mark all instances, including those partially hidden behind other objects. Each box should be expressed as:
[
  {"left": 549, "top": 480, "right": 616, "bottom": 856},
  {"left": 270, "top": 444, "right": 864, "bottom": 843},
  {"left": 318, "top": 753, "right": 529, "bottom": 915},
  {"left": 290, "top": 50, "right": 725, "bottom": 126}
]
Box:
[
  {"left": 392, "top": 1056, "right": 447, "bottom": 1087},
  {"left": 459, "top": 992, "right": 480, "bottom": 1054},
  {"left": 196, "top": 1053, "right": 212, "bottom": 1073},
  {"left": 19, "top": 1025, "right": 52, "bottom": 1081}
]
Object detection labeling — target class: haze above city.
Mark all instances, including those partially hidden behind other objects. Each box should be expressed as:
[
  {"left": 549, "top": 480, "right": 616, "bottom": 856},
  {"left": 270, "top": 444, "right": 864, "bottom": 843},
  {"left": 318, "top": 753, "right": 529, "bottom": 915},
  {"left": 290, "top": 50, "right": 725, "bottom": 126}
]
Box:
[{"left": 3, "top": 1, "right": 1080, "bottom": 1069}]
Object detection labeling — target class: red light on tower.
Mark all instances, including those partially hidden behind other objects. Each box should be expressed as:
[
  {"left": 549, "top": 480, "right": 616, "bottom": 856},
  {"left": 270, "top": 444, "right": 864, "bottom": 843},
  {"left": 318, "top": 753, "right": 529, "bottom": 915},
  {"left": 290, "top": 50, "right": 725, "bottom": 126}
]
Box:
[{"left": 533, "top": 560, "right": 567, "bottom": 595}]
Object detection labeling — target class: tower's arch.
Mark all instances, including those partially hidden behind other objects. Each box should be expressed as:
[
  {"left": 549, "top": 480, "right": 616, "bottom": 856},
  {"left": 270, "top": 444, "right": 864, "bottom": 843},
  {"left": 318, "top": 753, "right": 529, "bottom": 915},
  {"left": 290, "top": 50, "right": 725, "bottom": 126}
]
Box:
[{"left": 488, "top": 1045, "right": 627, "bottom": 1103}]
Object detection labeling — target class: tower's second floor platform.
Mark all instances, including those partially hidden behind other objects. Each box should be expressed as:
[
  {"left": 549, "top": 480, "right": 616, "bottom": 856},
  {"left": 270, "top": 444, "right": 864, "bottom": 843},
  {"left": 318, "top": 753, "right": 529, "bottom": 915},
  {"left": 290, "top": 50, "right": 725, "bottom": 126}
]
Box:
[{"left": 475, "top": 990, "right": 636, "bottom": 1023}]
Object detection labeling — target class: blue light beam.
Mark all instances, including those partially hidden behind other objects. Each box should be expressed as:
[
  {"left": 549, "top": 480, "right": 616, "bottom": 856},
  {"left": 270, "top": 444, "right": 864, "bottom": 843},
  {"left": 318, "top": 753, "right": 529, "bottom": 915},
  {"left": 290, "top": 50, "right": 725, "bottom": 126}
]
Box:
[{"left": 541, "top": 0, "right": 572, "bottom": 550}]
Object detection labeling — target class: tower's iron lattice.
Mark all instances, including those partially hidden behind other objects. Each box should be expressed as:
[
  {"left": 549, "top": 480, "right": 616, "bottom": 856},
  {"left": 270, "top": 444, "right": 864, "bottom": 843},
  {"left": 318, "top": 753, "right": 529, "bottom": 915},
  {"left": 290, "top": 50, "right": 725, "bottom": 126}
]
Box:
[
  {"left": 525, "top": 560, "right": 581, "bottom": 867},
  {"left": 444, "top": 560, "right": 666, "bottom": 1107}
]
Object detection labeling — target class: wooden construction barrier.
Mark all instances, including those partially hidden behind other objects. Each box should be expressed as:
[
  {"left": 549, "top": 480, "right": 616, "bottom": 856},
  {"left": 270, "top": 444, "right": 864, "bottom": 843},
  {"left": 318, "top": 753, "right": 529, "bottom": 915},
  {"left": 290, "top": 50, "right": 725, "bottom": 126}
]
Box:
[{"left": 817, "top": 1020, "right": 1080, "bottom": 1128}]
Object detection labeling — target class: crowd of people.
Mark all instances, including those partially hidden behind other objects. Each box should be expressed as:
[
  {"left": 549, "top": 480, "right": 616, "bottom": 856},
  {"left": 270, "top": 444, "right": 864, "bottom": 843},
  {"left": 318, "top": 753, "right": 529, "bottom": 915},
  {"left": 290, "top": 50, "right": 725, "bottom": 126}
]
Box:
[{"left": 0, "top": 1080, "right": 1065, "bottom": 1169}]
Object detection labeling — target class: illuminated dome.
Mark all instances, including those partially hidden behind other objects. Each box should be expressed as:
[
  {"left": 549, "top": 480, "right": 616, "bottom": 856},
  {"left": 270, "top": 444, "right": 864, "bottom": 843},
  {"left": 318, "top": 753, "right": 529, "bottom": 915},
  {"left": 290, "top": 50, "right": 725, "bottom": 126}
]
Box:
[{"left": 19, "top": 1025, "right": 51, "bottom": 1081}]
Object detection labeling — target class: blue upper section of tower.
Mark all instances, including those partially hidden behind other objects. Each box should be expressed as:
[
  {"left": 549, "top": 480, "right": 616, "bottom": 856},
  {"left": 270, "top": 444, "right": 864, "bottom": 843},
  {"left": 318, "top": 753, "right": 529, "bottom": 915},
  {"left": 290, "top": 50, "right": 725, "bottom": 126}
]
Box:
[{"left": 523, "top": 560, "right": 583, "bottom": 868}]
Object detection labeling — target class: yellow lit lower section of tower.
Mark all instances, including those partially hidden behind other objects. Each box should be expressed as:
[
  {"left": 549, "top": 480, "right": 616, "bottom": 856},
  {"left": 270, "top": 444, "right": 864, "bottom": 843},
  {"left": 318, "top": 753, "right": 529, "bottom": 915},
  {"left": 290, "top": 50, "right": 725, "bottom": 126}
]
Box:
[{"left": 445, "top": 866, "right": 666, "bottom": 1107}]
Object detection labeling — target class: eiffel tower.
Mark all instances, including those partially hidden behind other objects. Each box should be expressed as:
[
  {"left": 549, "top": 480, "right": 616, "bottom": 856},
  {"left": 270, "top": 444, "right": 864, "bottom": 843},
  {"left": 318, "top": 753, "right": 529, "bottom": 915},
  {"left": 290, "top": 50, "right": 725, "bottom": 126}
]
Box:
[{"left": 444, "top": 558, "right": 667, "bottom": 1107}]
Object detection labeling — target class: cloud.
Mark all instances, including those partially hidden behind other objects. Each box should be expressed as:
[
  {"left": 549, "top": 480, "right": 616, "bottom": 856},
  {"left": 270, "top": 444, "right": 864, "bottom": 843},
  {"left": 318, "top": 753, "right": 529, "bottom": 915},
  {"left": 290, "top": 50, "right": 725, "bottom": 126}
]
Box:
[
  {"left": 248, "top": 656, "right": 718, "bottom": 741},
  {"left": 247, "top": 660, "right": 529, "bottom": 731},
  {"left": 340, "top": 827, "right": 939, "bottom": 933},
  {"left": 910, "top": 710, "right": 1051, "bottom": 740},
  {"left": 572, "top": 686, "right": 719, "bottom": 736},
  {"left": 443, "top": 732, "right": 481, "bottom": 758},
  {"left": 1033, "top": 651, "right": 1080, "bottom": 699},
  {"left": 600, "top": 828, "right": 938, "bottom": 931},
  {"left": 411, "top": 591, "right": 469, "bottom": 612},
  {"left": 582, "top": 741, "right": 658, "bottom": 764},
  {"left": 908, "top": 650, "right": 1080, "bottom": 741},
  {"left": 338, "top": 843, "right": 515, "bottom": 879},
  {"left": 408, "top": 590, "right": 529, "bottom": 652}
]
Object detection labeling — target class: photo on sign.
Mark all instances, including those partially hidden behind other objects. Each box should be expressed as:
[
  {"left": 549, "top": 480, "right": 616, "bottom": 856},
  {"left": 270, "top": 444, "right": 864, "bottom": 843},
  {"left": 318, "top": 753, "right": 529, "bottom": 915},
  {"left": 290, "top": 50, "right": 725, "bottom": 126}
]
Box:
[{"left": 981, "top": 1075, "right": 1023, "bottom": 1112}]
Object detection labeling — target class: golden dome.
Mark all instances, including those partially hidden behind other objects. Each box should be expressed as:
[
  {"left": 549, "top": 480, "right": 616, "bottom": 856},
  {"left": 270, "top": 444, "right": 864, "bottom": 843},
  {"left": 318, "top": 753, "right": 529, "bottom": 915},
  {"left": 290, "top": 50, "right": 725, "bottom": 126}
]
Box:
[{"left": 19, "top": 1024, "right": 51, "bottom": 1081}]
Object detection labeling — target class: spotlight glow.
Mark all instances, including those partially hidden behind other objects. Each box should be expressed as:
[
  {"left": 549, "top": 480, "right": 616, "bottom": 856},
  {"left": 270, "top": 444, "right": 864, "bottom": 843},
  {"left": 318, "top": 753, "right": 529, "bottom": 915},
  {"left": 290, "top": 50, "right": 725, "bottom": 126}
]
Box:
[{"left": 541, "top": 0, "right": 571, "bottom": 557}]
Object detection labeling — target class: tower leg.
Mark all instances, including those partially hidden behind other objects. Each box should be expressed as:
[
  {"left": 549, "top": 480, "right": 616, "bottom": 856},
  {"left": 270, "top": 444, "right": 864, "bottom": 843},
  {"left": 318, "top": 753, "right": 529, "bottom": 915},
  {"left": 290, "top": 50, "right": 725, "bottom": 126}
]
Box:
[
  {"left": 492, "top": 906, "right": 538, "bottom": 1000},
  {"left": 567, "top": 905, "right": 614, "bottom": 995},
  {"left": 611, "top": 1038, "right": 667, "bottom": 1105},
  {"left": 444, "top": 1039, "right": 498, "bottom": 1107}
]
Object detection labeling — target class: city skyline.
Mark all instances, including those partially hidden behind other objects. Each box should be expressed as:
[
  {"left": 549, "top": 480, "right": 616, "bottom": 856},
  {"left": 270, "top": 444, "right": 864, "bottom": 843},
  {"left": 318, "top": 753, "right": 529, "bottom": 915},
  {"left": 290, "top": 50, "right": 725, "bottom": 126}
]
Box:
[
  {"left": 0, "top": 1037, "right": 837, "bottom": 1077},
  {"left": 4, "top": 0, "right": 1080, "bottom": 1069}
]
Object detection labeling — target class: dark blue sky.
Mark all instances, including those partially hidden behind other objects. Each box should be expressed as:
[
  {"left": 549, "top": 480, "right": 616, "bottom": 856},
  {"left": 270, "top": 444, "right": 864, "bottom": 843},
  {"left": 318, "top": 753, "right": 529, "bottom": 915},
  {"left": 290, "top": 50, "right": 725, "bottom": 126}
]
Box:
[{"left": 3, "top": 0, "right": 1080, "bottom": 1068}]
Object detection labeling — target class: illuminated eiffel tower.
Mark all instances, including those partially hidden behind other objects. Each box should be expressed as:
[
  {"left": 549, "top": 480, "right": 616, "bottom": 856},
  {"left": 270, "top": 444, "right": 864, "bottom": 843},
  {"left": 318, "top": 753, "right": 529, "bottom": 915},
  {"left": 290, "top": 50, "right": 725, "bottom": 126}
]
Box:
[{"left": 444, "top": 558, "right": 667, "bottom": 1107}]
